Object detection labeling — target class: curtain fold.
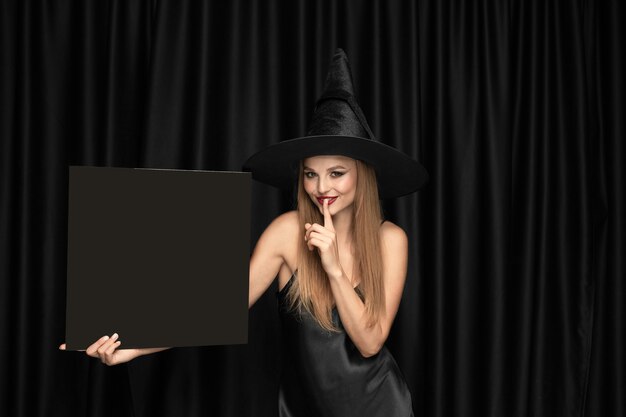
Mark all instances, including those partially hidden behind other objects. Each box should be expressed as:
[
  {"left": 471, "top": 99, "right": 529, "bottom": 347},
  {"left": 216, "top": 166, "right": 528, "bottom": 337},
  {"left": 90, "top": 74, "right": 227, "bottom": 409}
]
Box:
[{"left": 1, "top": 1, "right": 623, "bottom": 416}]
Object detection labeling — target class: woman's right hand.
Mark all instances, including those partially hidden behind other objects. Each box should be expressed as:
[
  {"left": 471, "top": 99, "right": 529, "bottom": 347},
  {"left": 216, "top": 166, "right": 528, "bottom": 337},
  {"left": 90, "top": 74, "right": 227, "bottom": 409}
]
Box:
[{"left": 59, "top": 333, "right": 144, "bottom": 366}]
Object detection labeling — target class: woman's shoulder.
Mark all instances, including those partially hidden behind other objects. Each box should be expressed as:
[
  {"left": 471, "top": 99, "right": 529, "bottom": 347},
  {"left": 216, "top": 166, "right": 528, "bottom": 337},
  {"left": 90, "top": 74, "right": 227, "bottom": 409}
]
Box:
[
  {"left": 379, "top": 220, "right": 408, "bottom": 247},
  {"left": 268, "top": 210, "right": 299, "bottom": 230},
  {"left": 260, "top": 210, "right": 300, "bottom": 245}
]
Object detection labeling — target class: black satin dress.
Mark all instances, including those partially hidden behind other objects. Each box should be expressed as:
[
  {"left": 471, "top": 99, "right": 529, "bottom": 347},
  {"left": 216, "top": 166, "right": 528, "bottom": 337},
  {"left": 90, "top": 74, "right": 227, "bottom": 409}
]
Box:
[{"left": 277, "top": 274, "right": 414, "bottom": 417}]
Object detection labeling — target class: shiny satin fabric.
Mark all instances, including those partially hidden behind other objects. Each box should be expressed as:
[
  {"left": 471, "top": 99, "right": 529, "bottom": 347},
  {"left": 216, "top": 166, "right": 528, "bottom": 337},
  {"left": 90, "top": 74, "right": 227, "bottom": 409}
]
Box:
[{"left": 277, "top": 275, "right": 414, "bottom": 417}]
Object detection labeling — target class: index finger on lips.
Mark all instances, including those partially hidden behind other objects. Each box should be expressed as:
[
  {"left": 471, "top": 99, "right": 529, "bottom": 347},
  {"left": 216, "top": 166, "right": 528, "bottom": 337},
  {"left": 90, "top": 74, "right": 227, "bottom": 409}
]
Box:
[{"left": 323, "top": 199, "right": 334, "bottom": 231}]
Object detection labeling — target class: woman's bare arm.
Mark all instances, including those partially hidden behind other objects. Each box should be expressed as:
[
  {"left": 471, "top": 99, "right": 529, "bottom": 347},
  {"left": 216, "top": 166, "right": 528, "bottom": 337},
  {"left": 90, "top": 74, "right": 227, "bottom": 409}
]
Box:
[
  {"left": 248, "top": 211, "right": 299, "bottom": 307},
  {"left": 327, "top": 222, "right": 408, "bottom": 357},
  {"left": 59, "top": 334, "right": 170, "bottom": 365},
  {"left": 305, "top": 200, "right": 409, "bottom": 357}
]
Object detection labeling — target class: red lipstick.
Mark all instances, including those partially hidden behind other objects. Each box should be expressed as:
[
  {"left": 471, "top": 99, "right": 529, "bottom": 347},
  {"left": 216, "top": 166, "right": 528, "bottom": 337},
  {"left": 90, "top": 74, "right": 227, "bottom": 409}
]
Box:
[{"left": 316, "top": 196, "right": 338, "bottom": 206}]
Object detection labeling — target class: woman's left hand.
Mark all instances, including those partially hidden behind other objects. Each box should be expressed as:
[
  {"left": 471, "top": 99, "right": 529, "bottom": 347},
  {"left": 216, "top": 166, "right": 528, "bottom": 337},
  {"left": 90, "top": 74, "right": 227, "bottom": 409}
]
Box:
[{"left": 304, "top": 199, "right": 343, "bottom": 279}]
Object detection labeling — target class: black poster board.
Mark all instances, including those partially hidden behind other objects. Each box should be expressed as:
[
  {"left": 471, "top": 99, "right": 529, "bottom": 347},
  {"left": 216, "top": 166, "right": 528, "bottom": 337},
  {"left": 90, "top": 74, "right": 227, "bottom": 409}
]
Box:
[{"left": 65, "top": 167, "right": 250, "bottom": 350}]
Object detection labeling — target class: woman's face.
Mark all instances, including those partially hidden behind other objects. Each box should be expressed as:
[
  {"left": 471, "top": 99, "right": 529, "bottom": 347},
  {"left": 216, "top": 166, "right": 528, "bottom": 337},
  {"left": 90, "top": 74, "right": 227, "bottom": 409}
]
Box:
[{"left": 302, "top": 155, "right": 358, "bottom": 217}]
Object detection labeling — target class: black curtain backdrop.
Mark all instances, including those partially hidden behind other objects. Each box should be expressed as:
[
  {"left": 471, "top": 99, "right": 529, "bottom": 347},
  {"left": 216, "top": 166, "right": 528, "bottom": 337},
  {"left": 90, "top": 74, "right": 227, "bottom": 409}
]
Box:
[{"left": 1, "top": 1, "right": 623, "bottom": 416}]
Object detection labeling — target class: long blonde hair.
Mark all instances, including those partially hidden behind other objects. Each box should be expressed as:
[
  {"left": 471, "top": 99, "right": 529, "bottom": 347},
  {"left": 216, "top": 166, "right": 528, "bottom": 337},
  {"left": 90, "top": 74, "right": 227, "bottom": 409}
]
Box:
[{"left": 286, "top": 159, "right": 385, "bottom": 331}]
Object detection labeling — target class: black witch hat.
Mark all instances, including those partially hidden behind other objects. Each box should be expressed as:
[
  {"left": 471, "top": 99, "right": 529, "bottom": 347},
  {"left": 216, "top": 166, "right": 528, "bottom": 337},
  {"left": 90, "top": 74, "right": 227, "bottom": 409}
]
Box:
[{"left": 243, "top": 49, "right": 428, "bottom": 198}]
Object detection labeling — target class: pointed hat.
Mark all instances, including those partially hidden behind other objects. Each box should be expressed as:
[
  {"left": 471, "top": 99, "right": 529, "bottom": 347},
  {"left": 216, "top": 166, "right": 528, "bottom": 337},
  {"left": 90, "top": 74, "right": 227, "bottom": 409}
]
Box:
[{"left": 243, "top": 49, "right": 428, "bottom": 198}]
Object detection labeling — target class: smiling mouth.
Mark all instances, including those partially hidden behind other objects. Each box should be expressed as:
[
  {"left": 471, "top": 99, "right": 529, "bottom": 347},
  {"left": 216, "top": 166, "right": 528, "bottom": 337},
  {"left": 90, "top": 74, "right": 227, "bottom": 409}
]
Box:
[{"left": 316, "top": 196, "right": 338, "bottom": 206}]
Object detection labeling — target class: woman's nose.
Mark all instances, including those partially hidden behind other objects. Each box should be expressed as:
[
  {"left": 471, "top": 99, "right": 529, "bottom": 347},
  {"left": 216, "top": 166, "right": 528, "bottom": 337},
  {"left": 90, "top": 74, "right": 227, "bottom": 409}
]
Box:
[{"left": 317, "top": 177, "right": 330, "bottom": 194}]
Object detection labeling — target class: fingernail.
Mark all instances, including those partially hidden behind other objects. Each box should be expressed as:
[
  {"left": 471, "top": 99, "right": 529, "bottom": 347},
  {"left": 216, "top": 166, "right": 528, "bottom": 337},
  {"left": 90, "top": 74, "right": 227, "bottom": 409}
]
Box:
[
  {"left": 103, "top": 336, "right": 110, "bottom": 341},
  {"left": 112, "top": 333, "right": 118, "bottom": 339}
]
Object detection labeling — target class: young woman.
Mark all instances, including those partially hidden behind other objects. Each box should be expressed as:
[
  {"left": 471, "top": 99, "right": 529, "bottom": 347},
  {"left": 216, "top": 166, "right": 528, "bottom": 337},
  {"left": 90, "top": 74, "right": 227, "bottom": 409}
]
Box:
[{"left": 63, "top": 49, "right": 428, "bottom": 417}]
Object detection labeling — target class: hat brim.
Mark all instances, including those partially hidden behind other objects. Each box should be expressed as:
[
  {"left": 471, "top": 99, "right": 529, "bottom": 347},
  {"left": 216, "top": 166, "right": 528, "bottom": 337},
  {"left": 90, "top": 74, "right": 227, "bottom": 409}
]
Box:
[{"left": 242, "top": 135, "right": 428, "bottom": 199}]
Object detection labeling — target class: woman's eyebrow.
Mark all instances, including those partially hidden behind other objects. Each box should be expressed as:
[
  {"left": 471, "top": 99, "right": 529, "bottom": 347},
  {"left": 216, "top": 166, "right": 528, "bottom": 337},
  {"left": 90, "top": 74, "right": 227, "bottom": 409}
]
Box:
[
  {"left": 326, "top": 165, "right": 348, "bottom": 171},
  {"left": 303, "top": 165, "right": 349, "bottom": 172}
]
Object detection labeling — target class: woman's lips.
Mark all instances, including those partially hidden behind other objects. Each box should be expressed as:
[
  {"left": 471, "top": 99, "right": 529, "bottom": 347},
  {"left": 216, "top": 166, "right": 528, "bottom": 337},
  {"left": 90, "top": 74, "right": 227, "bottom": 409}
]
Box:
[{"left": 316, "top": 196, "right": 338, "bottom": 206}]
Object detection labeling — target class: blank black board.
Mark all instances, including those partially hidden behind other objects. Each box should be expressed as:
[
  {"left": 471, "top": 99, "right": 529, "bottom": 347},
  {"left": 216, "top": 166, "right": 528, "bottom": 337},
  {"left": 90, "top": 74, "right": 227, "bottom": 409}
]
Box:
[{"left": 65, "top": 167, "right": 250, "bottom": 350}]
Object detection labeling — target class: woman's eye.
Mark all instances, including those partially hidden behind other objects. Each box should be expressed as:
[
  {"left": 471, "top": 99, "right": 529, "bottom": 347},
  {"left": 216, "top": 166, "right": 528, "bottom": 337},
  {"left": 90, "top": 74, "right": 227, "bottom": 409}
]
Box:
[
  {"left": 304, "top": 172, "right": 316, "bottom": 178},
  {"left": 330, "top": 171, "right": 344, "bottom": 177}
]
